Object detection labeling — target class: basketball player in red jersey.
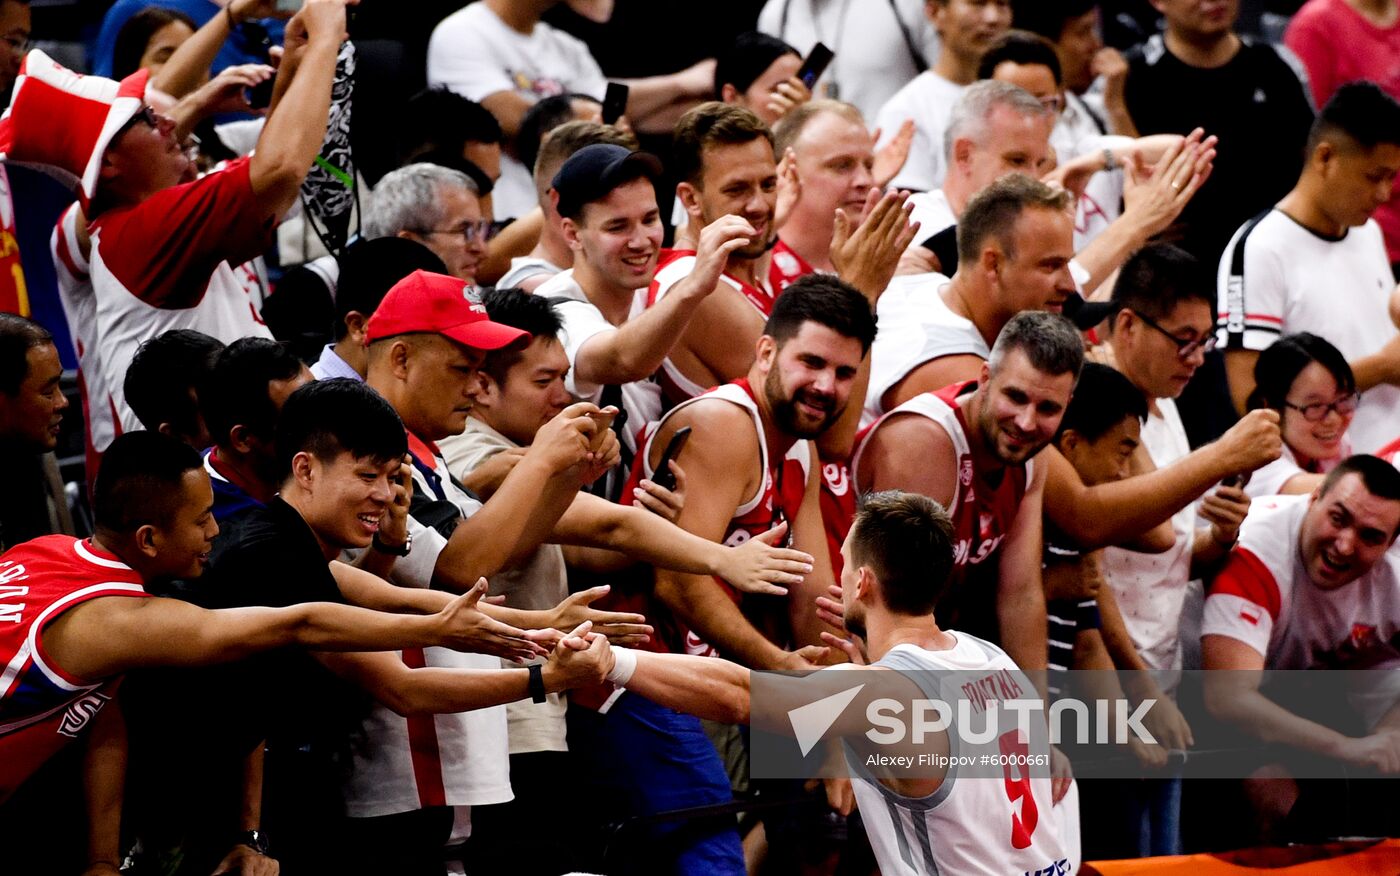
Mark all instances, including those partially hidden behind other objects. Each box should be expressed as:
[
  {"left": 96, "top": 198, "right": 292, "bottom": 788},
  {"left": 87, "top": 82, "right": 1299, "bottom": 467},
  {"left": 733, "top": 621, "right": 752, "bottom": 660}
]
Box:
[{"left": 855, "top": 311, "right": 1082, "bottom": 676}]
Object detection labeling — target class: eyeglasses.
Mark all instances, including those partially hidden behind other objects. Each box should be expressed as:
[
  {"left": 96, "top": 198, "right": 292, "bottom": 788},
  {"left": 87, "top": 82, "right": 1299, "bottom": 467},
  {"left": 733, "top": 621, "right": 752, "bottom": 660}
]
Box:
[
  {"left": 117, "top": 106, "right": 160, "bottom": 137},
  {"left": 1128, "top": 308, "right": 1217, "bottom": 360},
  {"left": 419, "top": 219, "right": 496, "bottom": 244},
  {"left": 1283, "top": 393, "right": 1359, "bottom": 423}
]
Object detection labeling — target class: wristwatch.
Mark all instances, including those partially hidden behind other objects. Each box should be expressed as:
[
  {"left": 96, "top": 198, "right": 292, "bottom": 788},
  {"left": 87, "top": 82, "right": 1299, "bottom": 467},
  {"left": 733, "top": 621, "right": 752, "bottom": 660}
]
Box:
[
  {"left": 372, "top": 532, "right": 412, "bottom": 557},
  {"left": 236, "top": 829, "right": 270, "bottom": 855},
  {"left": 528, "top": 664, "right": 548, "bottom": 703}
]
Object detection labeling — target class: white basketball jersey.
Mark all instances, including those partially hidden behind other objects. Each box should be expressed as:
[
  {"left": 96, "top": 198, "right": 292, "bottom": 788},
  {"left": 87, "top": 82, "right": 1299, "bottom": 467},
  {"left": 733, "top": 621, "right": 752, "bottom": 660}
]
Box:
[{"left": 849, "top": 637, "right": 1079, "bottom": 876}]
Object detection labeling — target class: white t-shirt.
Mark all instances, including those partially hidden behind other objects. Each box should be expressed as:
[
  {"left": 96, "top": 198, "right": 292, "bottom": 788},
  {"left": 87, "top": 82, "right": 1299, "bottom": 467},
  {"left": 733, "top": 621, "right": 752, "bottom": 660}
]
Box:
[
  {"left": 534, "top": 268, "right": 663, "bottom": 456},
  {"left": 905, "top": 188, "right": 956, "bottom": 253},
  {"left": 863, "top": 275, "right": 987, "bottom": 428},
  {"left": 1203, "top": 494, "right": 1400, "bottom": 671},
  {"left": 875, "top": 71, "right": 967, "bottom": 193},
  {"left": 1244, "top": 439, "right": 1349, "bottom": 499},
  {"left": 437, "top": 419, "right": 569, "bottom": 756},
  {"left": 1101, "top": 398, "right": 1196, "bottom": 676},
  {"left": 427, "top": 3, "right": 608, "bottom": 220},
  {"left": 497, "top": 255, "right": 563, "bottom": 290},
  {"left": 1051, "top": 96, "right": 1129, "bottom": 251},
  {"left": 756, "top": 0, "right": 940, "bottom": 123},
  {"left": 1217, "top": 210, "right": 1399, "bottom": 453}
]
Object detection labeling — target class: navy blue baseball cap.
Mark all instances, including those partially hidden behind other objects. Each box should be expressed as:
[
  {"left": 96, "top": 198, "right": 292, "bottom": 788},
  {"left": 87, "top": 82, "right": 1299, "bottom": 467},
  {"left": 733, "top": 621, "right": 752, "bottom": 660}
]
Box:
[{"left": 551, "top": 143, "right": 663, "bottom": 218}]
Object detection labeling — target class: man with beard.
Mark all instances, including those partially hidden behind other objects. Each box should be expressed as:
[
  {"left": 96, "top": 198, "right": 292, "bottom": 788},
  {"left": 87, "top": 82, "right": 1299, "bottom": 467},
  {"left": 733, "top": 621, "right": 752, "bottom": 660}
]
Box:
[
  {"left": 567, "top": 275, "right": 875, "bottom": 874},
  {"left": 534, "top": 142, "right": 753, "bottom": 497},
  {"left": 627, "top": 273, "right": 875, "bottom": 666},
  {"left": 854, "top": 311, "right": 1081, "bottom": 672}
]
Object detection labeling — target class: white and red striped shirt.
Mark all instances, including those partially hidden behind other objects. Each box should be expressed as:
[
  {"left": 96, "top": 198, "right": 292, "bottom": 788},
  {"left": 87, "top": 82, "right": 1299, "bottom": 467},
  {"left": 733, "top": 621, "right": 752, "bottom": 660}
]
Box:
[
  {"left": 87, "top": 157, "right": 273, "bottom": 448},
  {"left": 1203, "top": 494, "right": 1400, "bottom": 670}
]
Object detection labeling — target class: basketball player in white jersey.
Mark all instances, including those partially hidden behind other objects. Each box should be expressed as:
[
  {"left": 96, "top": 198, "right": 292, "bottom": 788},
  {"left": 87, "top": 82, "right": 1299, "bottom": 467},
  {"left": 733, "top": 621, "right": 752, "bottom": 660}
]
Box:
[{"left": 591, "top": 489, "right": 1080, "bottom": 876}]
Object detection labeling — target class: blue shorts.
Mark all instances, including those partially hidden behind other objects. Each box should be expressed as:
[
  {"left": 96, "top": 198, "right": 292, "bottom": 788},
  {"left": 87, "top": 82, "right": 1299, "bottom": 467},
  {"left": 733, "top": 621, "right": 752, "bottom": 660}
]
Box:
[{"left": 568, "top": 693, "right": 745, "bottom": 876}]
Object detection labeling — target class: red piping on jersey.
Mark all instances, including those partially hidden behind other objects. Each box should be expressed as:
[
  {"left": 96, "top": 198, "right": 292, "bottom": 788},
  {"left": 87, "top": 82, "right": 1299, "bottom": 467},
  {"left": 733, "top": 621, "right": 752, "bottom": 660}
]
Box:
[{"left": 400, "top": 647, "right": 447, "bottom": 809}]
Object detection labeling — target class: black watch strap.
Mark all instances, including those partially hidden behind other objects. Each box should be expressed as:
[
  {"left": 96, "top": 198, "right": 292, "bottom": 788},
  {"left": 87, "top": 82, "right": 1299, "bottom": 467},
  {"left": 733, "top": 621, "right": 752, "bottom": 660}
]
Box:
[
  {"left": 372, "top": 532, "right": 411, "bottom": 556},
  {"left": 528, "top": 663, "right": 547, "bottom": 703},
  {"left": 236, "top": 829, "right": 270, "bottom": 855}
]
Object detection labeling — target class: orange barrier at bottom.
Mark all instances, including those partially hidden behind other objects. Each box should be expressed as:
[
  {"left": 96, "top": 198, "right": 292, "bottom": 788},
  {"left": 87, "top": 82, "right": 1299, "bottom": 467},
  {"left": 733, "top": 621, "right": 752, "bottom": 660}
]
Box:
[{"left": 1084, "top": 839, "right": 1400, "bottom": 875}]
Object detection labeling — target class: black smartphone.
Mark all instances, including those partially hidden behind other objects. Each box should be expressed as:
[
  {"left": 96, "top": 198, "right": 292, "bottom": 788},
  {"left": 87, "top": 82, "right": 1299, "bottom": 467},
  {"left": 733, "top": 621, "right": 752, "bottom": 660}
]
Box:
[
  {"left": 602, "top": 82, "right": 629, "bottom": 125},
  {"left": 245, "top": 78, "right": 275, "bottom": 110},
  {"left": 1221, "top": 472, "right": 1251, "bottom": 489},
  {"left": 795, "top": 42, "right": 835, "bottom": 89},
  {"left": 651, "top": 427, "right": 692, "bottom": 492}
]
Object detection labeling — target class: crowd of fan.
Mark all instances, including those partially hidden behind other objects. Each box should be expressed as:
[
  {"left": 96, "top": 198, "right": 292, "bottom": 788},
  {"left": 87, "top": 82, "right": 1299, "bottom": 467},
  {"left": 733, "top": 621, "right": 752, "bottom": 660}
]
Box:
[{"left": 1, "top": 0, "right": 1399, "bottom": 873}]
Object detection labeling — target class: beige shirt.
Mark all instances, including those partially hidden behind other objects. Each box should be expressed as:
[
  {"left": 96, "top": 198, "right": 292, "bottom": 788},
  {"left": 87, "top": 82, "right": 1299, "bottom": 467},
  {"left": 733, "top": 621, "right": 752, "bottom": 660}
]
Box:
[{"left": 439, "top": 419, "right": 569, "bottom": 755}]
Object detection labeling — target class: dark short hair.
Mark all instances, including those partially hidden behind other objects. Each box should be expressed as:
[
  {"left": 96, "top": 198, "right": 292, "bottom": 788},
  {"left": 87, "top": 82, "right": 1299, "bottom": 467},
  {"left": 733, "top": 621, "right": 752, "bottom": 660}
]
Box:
[
  {"left": 112, "top": 6, "right": 197, "bottom": 79},
  {"left": 1319, "top": 455, "right": 1400, "bottom": 536},
  {"left": 334, "top": 238, "right": 446, "bottom": 341},
  {"left": 714, "top": 31, "right": 799, "bottom": 97},
  {"left": 93, "top": 430, "right": 204, "bottom": 534},
  {"left": 671, "top": 102, "right": 775, "bottom": 187},
  {"left": 533, "top": 120, "right": 639, "bottom": 191},
  {"left": 1307, "top": 81, "right": 1400, "bottom": 155},
  {"left": 956, "top": 173, "right": 1072, "bottom": 267},
  {"left": 1109, "top": 242, "right": 1213, "bottom": 321},
  {"left": 401, "top": 87, "right": 504, "bottom": 165},
  {"left": 517, "top": 93, "right": 604, "bottom": 180},
  {"left": 1055, "top": 361, "right": 1145, "bottom": 442},
  {"left": 123, "top": 330, "right": 224, "bottom": 437},
  {"left": 977, "top": 30, "right": 1063, "bottom": 85},
  {"left": 481, "top": 287, "right": 564, "bottom": 385},
  {"left": 1011, "top": 0, "right": 1098, "bottom": 42},
  {"left": 765, "top": 274, "right": 877, "bottom": 354},
  {"left": 1248, "top": 332, "right": 1356, "bottom": 413},
  {"left": 988, "top": 311, "right": 1084, "bottom": 379},
  {"left": 0, "top": 313, "right": 53, "bottom": 396},
  {"left": 850, "top": 491, "right": 956, "bottom": 616},
  {"left": 275, "top": 379, "right": 406, "bottom": 482},
  {"left": 199, "top": 338, "right": 304, "bottom": 448}
]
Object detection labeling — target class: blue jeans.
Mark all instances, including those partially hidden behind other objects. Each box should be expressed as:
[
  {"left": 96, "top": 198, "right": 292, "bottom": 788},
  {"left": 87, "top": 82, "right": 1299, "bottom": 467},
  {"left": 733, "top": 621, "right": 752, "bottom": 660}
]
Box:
[
  {"left": 1119, "top": 774, "right": 1183, "bottom": 857},
  {"left": 568, "top": 694, "right": 746, "bottom": 875}
]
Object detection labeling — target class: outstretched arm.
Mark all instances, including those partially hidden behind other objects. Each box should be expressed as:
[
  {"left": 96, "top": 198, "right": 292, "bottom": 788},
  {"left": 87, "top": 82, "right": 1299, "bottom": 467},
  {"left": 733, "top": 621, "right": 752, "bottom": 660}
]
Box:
[
  {"left": 552, "top": 491, "right": 813, "bottom": 596},
  {"left": 1043, "top": 409, "right": 1281, "bottom": 550},
  {"left": 41, "top": 581, "right": 542, "bottom": 682}
]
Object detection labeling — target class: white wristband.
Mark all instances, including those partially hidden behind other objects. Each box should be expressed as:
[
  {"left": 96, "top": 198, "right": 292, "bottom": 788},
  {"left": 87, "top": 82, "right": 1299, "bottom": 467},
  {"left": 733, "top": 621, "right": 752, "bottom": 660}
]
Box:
[{"left": 606, "top": 646, "right": 637, "bottom": 686}]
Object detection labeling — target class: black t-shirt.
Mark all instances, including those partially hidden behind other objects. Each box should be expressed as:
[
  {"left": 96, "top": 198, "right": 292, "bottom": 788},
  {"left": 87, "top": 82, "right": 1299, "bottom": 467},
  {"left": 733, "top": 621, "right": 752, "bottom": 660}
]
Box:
[
  {"left": 196, "top": 497, "right": 369, "bottom": 752},
  {"left": 1124, "top": 35, "right": 1314, "bottom": 267},
  {"left": 121, "top": 498, "right": 366, "bottom": 806},
  {"left": 0, "top": 450, "right": 55, "bottom": 553}
]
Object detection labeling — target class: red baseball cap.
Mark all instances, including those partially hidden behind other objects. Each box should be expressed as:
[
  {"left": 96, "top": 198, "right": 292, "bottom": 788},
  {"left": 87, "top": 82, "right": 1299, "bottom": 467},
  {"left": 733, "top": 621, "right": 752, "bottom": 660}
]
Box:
[{"left": 364, "top": 270, "right": 530, "bottom": 350}]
